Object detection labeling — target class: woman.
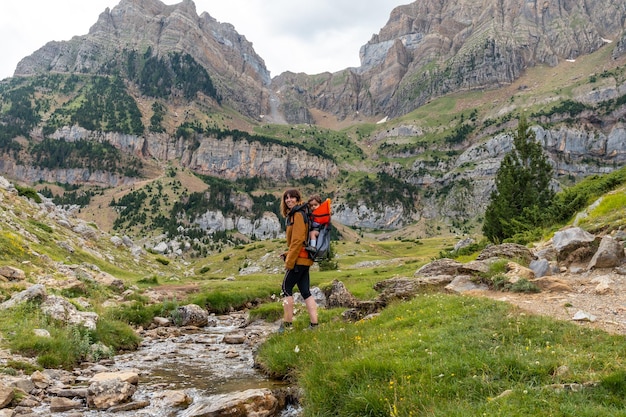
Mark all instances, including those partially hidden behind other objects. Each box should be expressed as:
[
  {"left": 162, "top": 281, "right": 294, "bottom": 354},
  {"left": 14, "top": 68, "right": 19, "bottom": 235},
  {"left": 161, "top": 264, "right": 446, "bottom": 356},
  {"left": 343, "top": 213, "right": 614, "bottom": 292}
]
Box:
[{"left": 278, "top": 188, "right": 318, "bottom": 332}]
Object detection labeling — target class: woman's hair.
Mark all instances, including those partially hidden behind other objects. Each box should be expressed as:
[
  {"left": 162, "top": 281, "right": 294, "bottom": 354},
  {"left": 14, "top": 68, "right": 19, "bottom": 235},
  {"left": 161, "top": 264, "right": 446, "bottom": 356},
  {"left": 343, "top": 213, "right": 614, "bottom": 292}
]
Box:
[
  {"left": 308, "top": 194, "right": 322, "bottom": 205},
  {"left": 280, "top": 188, "right": 302, "bottom": 217}
]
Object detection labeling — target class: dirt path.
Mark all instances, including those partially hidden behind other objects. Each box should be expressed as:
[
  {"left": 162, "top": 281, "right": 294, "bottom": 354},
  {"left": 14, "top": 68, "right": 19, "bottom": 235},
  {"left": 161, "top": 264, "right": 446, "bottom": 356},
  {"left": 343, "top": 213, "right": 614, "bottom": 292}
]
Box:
[{"left": 479, "top": 269, "right": 626, "bottom": 335}]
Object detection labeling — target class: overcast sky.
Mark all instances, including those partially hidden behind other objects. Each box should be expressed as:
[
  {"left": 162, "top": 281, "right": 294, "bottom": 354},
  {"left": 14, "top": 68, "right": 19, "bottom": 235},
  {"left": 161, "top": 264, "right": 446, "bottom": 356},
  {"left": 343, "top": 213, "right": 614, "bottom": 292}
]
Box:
[{"left": 0, "top": 0, "right": 404, "bottom": 80}]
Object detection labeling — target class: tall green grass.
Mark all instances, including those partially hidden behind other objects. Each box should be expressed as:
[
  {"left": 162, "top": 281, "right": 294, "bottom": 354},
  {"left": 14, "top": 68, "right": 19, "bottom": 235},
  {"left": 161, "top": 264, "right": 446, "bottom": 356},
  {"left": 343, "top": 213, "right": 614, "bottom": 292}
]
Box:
[
  {"left": 0, "top": 302, "right": 139, "bottom": 369},
  {"left": 256, "top": 294, "right": 626, "bottom": 416}
]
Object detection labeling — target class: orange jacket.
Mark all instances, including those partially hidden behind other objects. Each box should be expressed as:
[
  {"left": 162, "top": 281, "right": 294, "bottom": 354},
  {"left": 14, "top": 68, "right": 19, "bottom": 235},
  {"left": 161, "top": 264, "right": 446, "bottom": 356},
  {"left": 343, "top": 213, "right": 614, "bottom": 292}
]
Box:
[{"left": 285, "top": 210, "right": 314, "bottom": 269}]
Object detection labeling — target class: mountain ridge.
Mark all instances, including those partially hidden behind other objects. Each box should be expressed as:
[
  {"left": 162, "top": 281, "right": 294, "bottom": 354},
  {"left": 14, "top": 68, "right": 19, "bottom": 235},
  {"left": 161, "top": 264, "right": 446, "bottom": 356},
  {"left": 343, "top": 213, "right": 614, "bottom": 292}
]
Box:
[{"left": 1, "top": 0, "right": 626, "bottom": 253}]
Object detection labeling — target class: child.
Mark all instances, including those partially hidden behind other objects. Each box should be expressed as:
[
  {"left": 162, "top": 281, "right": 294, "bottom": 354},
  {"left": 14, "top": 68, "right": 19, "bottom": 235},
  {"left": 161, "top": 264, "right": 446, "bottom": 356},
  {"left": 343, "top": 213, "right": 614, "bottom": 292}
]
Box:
[{"left": 306, "top": 195, "right": 331, "bottom": 252}]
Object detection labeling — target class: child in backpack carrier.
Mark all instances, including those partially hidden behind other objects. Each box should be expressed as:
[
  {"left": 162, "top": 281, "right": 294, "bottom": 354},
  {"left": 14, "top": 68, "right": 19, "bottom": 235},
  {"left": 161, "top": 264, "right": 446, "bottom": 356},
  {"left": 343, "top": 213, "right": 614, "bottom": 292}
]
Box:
[{"left": 306, "top": 195, "right": 331, "bottom": 253}]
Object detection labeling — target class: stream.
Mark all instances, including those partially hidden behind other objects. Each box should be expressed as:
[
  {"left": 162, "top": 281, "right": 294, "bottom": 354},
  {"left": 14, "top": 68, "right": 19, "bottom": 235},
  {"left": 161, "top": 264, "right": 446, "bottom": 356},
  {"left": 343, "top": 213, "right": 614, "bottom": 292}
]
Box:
[{"left": 38, "top": 311, "right": 301, "bottom": 416}]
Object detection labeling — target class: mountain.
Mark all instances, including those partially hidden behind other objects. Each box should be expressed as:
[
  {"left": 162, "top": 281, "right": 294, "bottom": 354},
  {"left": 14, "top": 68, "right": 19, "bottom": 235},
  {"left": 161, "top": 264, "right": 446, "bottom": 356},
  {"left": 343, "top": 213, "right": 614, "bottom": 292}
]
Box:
[
  {"left": 271, "top": 0, "right": 626, "bottom": 123},
  {"left": 1, "top": 0, "right": 626, "bottom": 256},
  {"left": 13, "top": 0, "right": 271, "bottom": 120}
]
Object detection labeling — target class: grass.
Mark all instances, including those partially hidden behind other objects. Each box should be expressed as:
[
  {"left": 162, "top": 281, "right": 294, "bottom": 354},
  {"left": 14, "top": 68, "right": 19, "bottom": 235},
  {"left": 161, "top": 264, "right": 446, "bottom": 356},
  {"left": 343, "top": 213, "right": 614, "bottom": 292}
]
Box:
[
  {"left": 256, "top": 294, "right": 626, "bottom": 417},
  {"left": 0, "top": 302, "right": 139, "bottom": 369}
]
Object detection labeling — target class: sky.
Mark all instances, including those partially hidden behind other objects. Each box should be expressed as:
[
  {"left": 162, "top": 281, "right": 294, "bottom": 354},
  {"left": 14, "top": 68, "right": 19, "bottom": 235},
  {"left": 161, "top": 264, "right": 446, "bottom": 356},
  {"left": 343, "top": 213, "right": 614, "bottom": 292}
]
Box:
[{"left": 0, "top": 0, "right": 404, "bottom": 80}]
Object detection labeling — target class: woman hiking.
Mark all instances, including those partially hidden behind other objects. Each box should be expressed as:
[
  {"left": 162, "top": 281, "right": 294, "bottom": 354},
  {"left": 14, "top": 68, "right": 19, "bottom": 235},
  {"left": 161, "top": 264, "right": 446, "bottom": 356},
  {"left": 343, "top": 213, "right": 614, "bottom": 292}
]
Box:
[{"left": 278, "top": 188, "right": 318, "bottom": 333}]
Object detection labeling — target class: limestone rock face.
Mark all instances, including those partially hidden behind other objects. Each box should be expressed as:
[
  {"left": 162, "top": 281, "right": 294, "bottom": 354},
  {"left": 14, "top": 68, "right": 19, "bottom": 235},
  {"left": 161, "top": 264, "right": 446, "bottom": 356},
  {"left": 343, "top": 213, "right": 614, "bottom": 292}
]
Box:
[
  {"left": 14, "top": 0, "right": 270, "bottom": 120},
  {"left": 271, "top": 0, "right": 625, "bottom": 122}
]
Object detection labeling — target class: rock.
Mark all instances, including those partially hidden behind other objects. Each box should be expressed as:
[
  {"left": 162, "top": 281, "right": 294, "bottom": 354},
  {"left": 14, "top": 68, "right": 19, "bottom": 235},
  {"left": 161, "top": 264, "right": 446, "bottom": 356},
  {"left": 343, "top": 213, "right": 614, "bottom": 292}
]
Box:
[
  {"left": 415, "top": 275, "right": 455, "bottom": 286},
  {"left": 152, "top": 242, "right": 168, "bottom": 254},
  {"left": 588, "top": 235, "right": 625, "bottom": 269},
  {"left": 93, "top": 271, "right": 125, "bottom": 291},
  {"left": 415, "top": 258, "right": 463, "bottom": 277},
  {"left": 529, "top": 258, "right": 551, "bottom": 278},
  {"left": 374, "top": 277, "right": 437, "bottom": 303},
  {"left": 53, "top": 388, "right": 89, "bottom": 399},
  {"left": 476, "top": 243, "right": 535, "bottom": 264},
  {"left": 505, "top": 262, "right": 535, "bottom": 282},
  {"left": 87, "top": 378, "right": 137, "bottom": 409},
  {"left": 179, "top": 388, "right": 278, "bottom": 417},
  {"left": 3, "top": 376, "right": 35, "bottom": 395},
  {"left": 445, "top": 275, "right": 488, "bottom": 293},
  {"left": 33, "top": 329, "right": 51, "bottom": 338},
  {"left": 176, "top": 304, "right": 209, "bottom": 327},
  {"left": 591, "top": 275, "right": 614, "bottom": 294},
  {"left": 0, "top": 284, "right": 47, "bottom": 310},
  {"left": 30, "top": 370, "right": 52, "bottom": 389},
  {"left": 72, "top": 222, "right": 99, "bottom": 240},
  {"left": 41, "top": 295, "right": 99, "bottom": 330},
  {"left": 325, "top": 280, "right": 358, "bottom": 308},
  {"left": 152, "top": 390, "right": 193, "bottom": 408},
  {"left": 89, "top": 371, "right": 139, "bottom": 386},
  {"left": 49, "top": 397, "right": 83, "bottom": 412},
  {"left": 552, "top": 227, "right": 597, "bottom": 262},
  {"left": 458, "top": 260, "right": 491, "bottom": 275},
  {"left": 107, "top": 400, "right": 150, "bottom": 412},
  {"left": 0, "top": 266, "right": 26, "bottom": 281},
  {"left": 572, "top": 311, "right": 597, "bottom": 322},
  {"left": 0, "top": 383, "right": 14, "bottom": 408},
  {"left": 531, "top": 277, "right": 573, "bottom": 292},
  {"left": 454, "top": 238, "right": 475, "bottom": 252},
  {"left": 223, "top": 333, "right": 246, "bottom": 344},
  {"left": 153, "top": 316, "right": 172, "bottom": 327}
]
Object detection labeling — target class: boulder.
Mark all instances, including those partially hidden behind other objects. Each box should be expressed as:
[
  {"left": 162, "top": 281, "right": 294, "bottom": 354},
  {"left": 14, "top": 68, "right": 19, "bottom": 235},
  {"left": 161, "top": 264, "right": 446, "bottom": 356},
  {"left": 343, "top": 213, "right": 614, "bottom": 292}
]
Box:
[
  {"left": 89, "top": 371, "right": 139, "bottom": 386},
  {"left": 529, "top": 258, "right": 551, "bottom": 278},
  {"left": 87, "top": 378, "right": 137, "bottom": 409},
  {"left": 414, "top": 258, "right": 463, "bottom": 277},
  {"left": 445, "top": 275, "right": 489, "bottom": 293},
  {"left": 552, "top": 227, "right": 597, "bottom": 262},
  {"left": 152, "top": 390, "right": 193, "bottom": 408},
  {"left": 50, "top": 397, "right": 83, "bottom": 412},
  {"left": 0, "top": 383, "right": 13, "bottom": 408},
  {"left": 325, "top": 280, "right": 358, "bottom": 308},
  {"left": 374, "top": 277, "right": 424, "bottom": 302},
  {"left": 0, "top": 266, "right": 26, "bottom": 281},
  {"left": 41, "top": 295, "right": 99, "bottom": 330},
  {"left": 505, "top": 262, "right": 535, "bottom": 282},
  {"left": 0, "top": 284, "right": 46, "bottom": 310},
  {"left": 179, "top": 388, "right": 278, "bottom": 417},
  {"left": 93, "top": 271, "right": 125, "bottom": 291},
  {"left": 176, "top": 304, "right": 209, "bottom": 327},
  {"left": 476, "top": 243, "right": 535, "bottom": 264},
  {"left": 588, "top": 235, "right": 625, "bottom": 269}
]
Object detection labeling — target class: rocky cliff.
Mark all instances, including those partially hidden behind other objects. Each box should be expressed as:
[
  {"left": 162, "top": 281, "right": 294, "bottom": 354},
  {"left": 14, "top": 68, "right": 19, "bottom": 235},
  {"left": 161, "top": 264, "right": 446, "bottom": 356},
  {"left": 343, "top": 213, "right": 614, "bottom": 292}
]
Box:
[
  {"left": 14, "top": 0, "right": 271, "bottom": 120},
  {"left": 274, "top": 0, "right": 626, "bottom": 123},
  {"left": 4, "top": 126, "right": 337, "bottom": 185},
  {"left": 16, "top": 0, "right": 625, "bottom": 125}
]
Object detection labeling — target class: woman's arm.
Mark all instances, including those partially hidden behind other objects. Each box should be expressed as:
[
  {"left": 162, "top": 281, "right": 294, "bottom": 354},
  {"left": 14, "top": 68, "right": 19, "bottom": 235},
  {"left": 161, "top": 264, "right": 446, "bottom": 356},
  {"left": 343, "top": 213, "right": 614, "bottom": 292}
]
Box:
[{"left": 285, "top": 212, "right": 307, "bottom": 269}]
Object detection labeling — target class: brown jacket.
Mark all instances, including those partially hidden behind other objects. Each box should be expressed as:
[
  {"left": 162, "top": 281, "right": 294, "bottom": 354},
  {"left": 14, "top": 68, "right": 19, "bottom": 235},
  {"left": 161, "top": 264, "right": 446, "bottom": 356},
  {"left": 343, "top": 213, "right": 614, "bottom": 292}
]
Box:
[{"left": 285, "top": 210, "right": 314, "bottom": 270}]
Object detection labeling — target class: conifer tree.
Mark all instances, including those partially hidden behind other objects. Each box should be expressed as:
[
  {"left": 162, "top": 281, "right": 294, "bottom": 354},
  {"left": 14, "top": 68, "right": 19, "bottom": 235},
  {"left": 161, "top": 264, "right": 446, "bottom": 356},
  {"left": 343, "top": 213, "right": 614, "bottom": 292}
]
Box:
[{"left": 482, "top": 116, "right": 554, "bottom": 243}]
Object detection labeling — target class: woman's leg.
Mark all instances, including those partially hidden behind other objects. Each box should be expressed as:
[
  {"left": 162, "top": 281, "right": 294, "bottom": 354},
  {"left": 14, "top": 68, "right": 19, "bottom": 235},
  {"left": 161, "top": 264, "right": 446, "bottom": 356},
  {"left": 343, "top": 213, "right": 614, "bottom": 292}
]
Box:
[
  {"left": 304, "top": 295, "right": 318, "bottom": 325},
  {"left": 283, "top": 295, "right": 294, "bottom": 322},
  {"left": 282, "top": 269, "right": 297, "bottom": 324}
]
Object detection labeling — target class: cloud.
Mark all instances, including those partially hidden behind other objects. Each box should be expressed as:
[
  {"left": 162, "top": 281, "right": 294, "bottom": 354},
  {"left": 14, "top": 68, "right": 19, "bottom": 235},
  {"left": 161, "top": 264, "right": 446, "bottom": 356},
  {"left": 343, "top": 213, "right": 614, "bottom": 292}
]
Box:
[{"left": 0, "top": 0, "right": 401, "bottom": 80}]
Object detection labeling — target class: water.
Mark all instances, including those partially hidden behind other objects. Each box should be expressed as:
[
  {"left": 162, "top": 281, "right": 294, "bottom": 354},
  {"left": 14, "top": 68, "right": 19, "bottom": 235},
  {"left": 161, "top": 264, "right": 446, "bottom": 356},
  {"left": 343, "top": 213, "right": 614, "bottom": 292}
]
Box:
[{"left": 37, "top": 314, "right": 300, "bottom": 416}]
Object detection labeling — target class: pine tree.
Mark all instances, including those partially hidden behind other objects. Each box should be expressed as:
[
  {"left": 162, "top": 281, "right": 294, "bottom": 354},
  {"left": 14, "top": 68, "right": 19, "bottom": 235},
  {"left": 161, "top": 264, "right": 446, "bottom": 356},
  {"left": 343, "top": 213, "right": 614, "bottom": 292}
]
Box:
[{"left": 482, "top": 116, "right": 554, "bottom": 243}]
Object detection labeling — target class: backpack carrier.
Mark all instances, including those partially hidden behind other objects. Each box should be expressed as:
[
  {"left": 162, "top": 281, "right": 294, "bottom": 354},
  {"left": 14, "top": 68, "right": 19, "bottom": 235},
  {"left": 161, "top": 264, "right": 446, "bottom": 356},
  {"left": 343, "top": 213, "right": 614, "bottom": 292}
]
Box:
[{"left": 290, "top": 198, "right": 332, "bottom": 262}]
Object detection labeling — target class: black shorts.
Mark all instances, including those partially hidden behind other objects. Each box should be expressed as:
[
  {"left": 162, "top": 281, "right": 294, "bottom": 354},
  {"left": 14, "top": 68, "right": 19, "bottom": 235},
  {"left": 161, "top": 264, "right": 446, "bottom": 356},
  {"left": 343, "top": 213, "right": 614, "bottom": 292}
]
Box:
[{"left": 281, "top": 265, "right": 312, "bottom": 299}]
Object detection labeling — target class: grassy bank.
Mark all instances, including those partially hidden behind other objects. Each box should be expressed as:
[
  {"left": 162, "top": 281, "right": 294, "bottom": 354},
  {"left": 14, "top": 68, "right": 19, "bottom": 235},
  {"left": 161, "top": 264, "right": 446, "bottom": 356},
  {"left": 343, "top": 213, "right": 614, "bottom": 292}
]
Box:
[{"left": 256, "top": 294, "right": 626, "bottom": 417}]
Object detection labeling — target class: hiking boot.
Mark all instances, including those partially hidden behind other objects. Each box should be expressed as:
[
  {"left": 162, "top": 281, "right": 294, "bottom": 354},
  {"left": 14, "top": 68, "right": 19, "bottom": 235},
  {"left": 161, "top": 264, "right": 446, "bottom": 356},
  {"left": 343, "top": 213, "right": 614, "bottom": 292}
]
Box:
[
  {"left": 304, "top": 323, "right": 319, "bottom": 331},
  {"left": 305, "top": 246, "right": 317, "bottom": 253},
  {"left": 277, "top": 322, "right": 293, "bottom": 334}
]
